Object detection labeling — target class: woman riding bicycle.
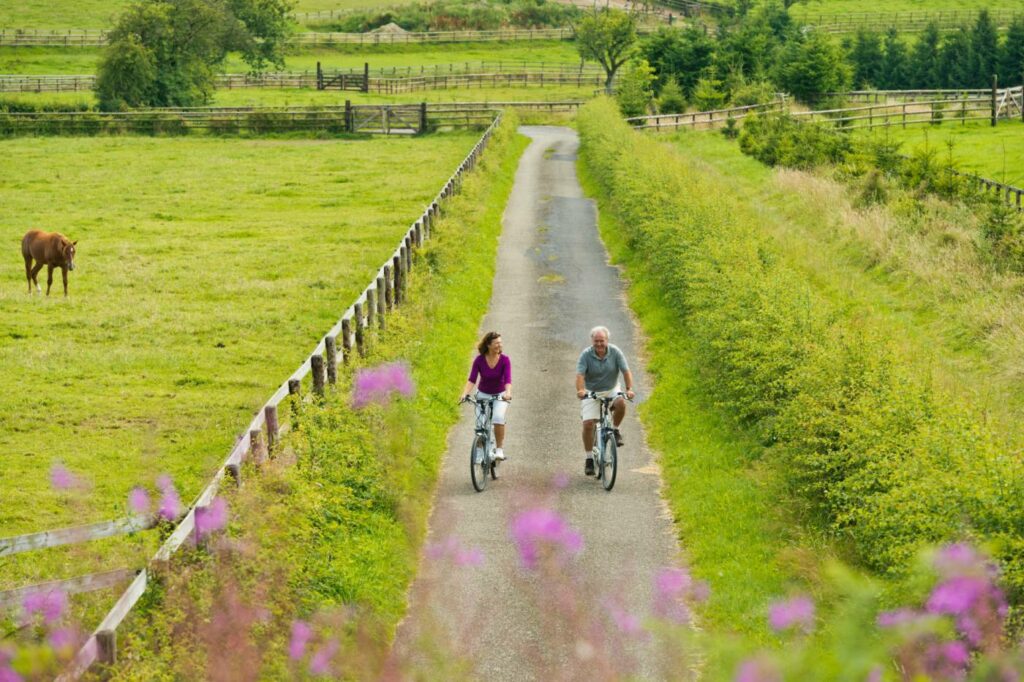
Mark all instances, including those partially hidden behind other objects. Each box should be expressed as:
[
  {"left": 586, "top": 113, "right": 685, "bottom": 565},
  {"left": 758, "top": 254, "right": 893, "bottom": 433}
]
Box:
[{"left": 459, "top": 331, "right": 512, "bottom": 460}]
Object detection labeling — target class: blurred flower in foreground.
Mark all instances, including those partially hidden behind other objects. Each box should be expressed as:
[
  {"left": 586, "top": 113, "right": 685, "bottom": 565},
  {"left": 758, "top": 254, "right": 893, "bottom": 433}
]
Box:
[
  {"left": 509, "top": 507, "right": 582, "bottom": 569},
  {"left": 735, "top": 656, "right": 781, "bottom": 682},
  {"left": 602, "top": 599, "right": 645, "bottom": 637},
  {"left": 195, "top": 497, "right": 229, "bottom": 539},
  {"left": 653, "top": 567, "right": 708, "bottom": 624},
  {"left": 425, "top": 535, "right": 485, "bottom": 568},
  {"left": 50, "top": 463, "right": 75, "bottom": 491},
  {"left": 128, "top": 487, "right": 151, "bottom": 516},
  {"left": 352, "top": 362, "right": 415, "bottom": 408},
  {"left": 768, "top": 595, "right": 815, "bottom": 633},
  {"left": 22, "top": 589, "right": 67, "bottom": 625},
  {"left": 309, "top": 640, "right": 339, "bottom": 676},
  {"left": 289, "top": 620, "right": 312, "bottom": 661},
  {"left": 0, "top": 647, "right": 19, "bottom": 682},
  {"left": 157, "top": 475, "right": 182, "bottom": 521}
]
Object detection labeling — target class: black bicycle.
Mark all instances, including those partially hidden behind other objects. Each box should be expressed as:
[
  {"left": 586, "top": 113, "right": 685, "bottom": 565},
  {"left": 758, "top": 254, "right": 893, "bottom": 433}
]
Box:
[
  {"left": 461, "top": 395, "right": 501, "bottom": 492},
  {"left": 583, "top": 391, "right": 631, "bottom": 492}
]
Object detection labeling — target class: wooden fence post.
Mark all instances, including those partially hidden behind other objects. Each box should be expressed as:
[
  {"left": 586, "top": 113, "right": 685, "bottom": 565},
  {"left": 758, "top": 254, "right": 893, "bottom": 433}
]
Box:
[
  {"left": 383, "top": 265, "right": 393, "bottom": 312},
  {"left": 264, "top": 405, "right": 279, "bottom": 451},
  {"left": 992, "top": 74, "right": 998, "bottom": 127},
  {"left": 355, "top": 302, "right": 366, "bottom": 357},
  {"left": 226, "top": 463, "right": 241, "bottom": 487},
  {"left": 404, "top": 235, "right": 412, "bottom": 276},
  {"left": 366, "top": 289, "right": 376, "bottom": 329},
  {"left": 97, "top": 629, "right": 116, "bottom": 664},
  {"left": 249, "top": 429, "right": 265, "bottom": 465},
  {"left": 420, "top": 101, "right": 428, "bottom": 133},
  {"left": 316, "top": 61, "right": 323, "bottom": 90},
  {"left": 393, "top": 254, "right": 403, "bottom": 305},
  {"left": 363, "top": 62, "right": 370, "bottom": 93},
  {"left": 311, "top": 354, "right": 325, "bottom": 397},
  {"left": 345, "top": 99, "right": 352, "bottom": 132},
  {"left": 376, "top": 276, "right": 387, "bottom": 327},
  {"left": 324, "top": 336, "right": 337, "bottom": 384},
  {"left": 341, "top": 318, "right": 352, "bottom": 362},
  {"left": 287, "top": 378, "right": 301, "bottom": 429},
  {"left": 415, "top": 221, "right": 423, "bottom": 248}
]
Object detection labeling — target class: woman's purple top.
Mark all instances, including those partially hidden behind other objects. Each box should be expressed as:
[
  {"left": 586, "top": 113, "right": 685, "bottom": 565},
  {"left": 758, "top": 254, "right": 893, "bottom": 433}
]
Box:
[{"left": 469, "top": 354, "right": 511, "bottom": 395}]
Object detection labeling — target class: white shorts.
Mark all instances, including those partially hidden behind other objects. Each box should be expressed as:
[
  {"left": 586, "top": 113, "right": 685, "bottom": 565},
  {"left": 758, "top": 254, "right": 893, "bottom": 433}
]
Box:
[
  {"left": 580, "top": 386, "right": 621, "bottom": 422},
  {"left": 476, "top": 392, "right": 509, "bottom": 425}
]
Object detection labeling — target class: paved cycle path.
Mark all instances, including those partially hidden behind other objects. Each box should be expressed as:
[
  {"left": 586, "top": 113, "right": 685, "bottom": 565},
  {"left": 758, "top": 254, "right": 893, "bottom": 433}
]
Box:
[{"left": 392, "top": 127, "right": 683, "bottom": 680}]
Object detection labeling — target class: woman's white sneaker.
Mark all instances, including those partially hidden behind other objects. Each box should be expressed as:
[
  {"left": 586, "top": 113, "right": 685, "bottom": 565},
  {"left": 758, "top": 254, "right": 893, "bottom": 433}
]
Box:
[{"left": 495, "top": 448, "right": 506, "bottom": 461}]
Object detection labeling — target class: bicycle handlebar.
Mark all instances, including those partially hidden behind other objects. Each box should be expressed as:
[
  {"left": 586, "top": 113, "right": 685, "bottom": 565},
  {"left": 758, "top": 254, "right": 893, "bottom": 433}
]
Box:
[{"left": 580, "top": 391, "right": 635, "bottom": 402}]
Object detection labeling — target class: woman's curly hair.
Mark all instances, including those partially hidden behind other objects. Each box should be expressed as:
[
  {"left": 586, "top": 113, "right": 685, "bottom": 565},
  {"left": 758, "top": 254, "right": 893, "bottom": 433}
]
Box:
[{"left": 477, "top": 331, "right": 501, "bottom": 355}]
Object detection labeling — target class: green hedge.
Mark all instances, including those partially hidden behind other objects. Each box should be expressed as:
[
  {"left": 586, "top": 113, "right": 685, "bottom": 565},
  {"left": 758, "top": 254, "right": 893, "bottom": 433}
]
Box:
[{"left": 577, "top": 97, "right": 1024, "bottom": 601}]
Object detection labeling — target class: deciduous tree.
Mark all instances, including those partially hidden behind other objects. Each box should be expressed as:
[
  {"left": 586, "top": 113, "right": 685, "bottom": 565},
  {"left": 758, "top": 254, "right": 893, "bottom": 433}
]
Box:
[{"left": 574, "top": 9, "right": 638, "bottom": 92}]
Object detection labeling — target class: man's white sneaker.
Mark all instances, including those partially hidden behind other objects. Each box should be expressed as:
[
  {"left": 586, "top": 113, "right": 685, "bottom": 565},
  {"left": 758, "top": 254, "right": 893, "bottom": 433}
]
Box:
[{"left": 495, "top": 448, "right": 506, "bottom": 461}]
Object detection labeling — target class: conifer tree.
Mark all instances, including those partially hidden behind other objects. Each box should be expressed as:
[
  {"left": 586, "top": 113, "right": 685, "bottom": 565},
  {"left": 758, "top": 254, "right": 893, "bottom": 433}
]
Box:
[
  {"left": 939, "top": 28, "right": 974, "bottom": 88},
  {"left": 909, "top": 22, "right": 942, "bottom": 88},
  {"left": 1000, "top": 17, "right": 1024, "bottom": 85},
  {"left": 849, "top": 29, "right": 884, "bottom": 89},
  {"left": 971, "top": 9, "right": 1000, "bottom": 86},
  {"left": 881, "top": 27, "right": 909, "bottom": 89}
]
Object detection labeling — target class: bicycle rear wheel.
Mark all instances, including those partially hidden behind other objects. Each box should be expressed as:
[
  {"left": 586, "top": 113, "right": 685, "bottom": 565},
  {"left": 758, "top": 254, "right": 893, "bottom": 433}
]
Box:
[
  {"left": 600, "top": 435, "right": 617, "bottom": 491},
  {"left": 470, "top": 434, "right": 489, "bottom": 492}
]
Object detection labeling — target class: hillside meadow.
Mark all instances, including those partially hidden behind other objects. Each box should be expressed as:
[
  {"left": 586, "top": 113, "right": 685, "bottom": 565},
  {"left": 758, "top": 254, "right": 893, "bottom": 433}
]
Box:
[
  {"left": 789, "top": 0, "right": 1024, "bottom": 18},
  {"left": 0, "top": 131, "right": 479, "bottom": 590}
]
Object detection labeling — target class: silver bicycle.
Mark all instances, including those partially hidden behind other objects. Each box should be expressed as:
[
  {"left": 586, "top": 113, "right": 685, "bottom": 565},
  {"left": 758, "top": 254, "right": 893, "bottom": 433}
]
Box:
[
  {"left": 584, "top": 391, "right": 631, "bottom": 492},
  {"left": 461, "top": 395, "right": 501, "bottom": 492}
]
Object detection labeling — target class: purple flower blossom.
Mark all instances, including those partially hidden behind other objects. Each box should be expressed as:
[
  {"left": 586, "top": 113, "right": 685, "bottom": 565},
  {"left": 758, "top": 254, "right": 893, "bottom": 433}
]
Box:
[
  {"left": 158, "top": 484, "right": 182, "bottom": 521},
  {"left": 935, "top": 543, "right": 984, "bottom": 576},
  {"left": 455, "top": 547, "right": 485, "bottom": 567},
  {"left": 289, "top": 620, "right": 312, "bottom": 661},
  {"left": 156, "top": 474, "right": 174, "bottom": 493},
  {"left": 0, "top": 665, "right": 21, "bottom": 682},
  {"left": 352, "top": 362, "right": 415, "bottom": 408},
  {"left": 50, "top": 463, "right": 75, "bottom": 490},
  {"left": 866, "top": 667, "right": 883, "bottom": 682},
  {"left": 921, "top": 639, "right": 970, "bottom": 679},
  {"left": 652, "top": 567, "right": 703, "bottom": 624},
  {"left": 195, "top": 497, "right": 229, "bottom": 538},
  {"left": 768, "top": 595, "right": 815, "bottom": 633},
  {"left": 878, "top": 608, "right": 919, "bottom": 628},
  {"left": 309, "top": 640, "right": 338, "bottom": 676},
  {"left": 603, "top": 600, "right": 645, "bottom": 637},
  {"left": 22, "top": 589, "right": 67, "bottom": 625},
  {"left": 735, "top": 656, "right": 781, "bottom": 682},
  {"left": 48, "top": 627, "right": 76, "bottom": 651},
  {"left": 128, "top": 487, "right": 150, "bottom": 515},
  {"left": 655, "top": 567, "right": 692, "bottom": 598},
  {"left": 509, "top": 508, "right": 583, "bottom": 569}
]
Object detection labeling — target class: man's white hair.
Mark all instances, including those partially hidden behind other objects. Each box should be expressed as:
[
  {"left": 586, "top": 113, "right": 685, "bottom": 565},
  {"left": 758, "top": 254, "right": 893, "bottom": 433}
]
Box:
[{"left": 590, "top": 325, "right": 610, "bottom": 340}]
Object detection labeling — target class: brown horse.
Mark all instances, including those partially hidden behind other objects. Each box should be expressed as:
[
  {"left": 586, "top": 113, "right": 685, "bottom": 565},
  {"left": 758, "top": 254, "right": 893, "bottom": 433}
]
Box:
[{"left": 22, "top": 230, "right": 77, "bottom": 297}]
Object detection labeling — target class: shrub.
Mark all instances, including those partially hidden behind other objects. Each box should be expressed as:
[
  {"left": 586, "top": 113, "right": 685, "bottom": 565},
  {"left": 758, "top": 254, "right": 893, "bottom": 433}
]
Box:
[
  {"left": 615, "top": 59, "right": 656, "bottom": 118},
  {"left": 657, "top": 75, "right": 686, "bottom": 115}
]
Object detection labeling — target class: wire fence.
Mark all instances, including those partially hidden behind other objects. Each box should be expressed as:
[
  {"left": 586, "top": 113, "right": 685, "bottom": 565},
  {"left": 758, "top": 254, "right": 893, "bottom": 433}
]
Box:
[{"left": 798, "top": 8, "right": 1024, "bottom": 33}]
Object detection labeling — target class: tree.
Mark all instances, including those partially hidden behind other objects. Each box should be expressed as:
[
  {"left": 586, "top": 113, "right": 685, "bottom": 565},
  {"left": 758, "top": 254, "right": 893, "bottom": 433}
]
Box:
[
  {"left": 639, "top": 26, "right": 715, "bottom": 97},
  {"left": 615, "top": 58, "right": 656, "bottom": 117},
  {"left": 970, "top": 9, "right": 1000, "bottom": 86},
  {"left": 95, "top": 0, "right": 291, "bottom": 110},
  {"left": 849, "top": 29, "right": 884, "bottom": 89},
  {"left": 880, "top": 27, "right": 909, "bottom": 89},
  {"left": 691, "top": 71, "right": 726, "bottom": 110},
  {"left": 909, "top": 22, "right": 942, "bottom": 88},
  {"left": 574, "top": 9, "right": 638, "bottom": 92},
  {"left": 657, "top": 75, "right": 687, "bottom": 114},
  {"left": 966, "top": 8, "right": 999, "bottom": 85},
  {"left": 774, "top": 31, "right": 851, "bottom": 104},
  {"left": 999, "top": 17, "right": 1024, "bottom": 85},
  {"left": 938, "top": 28, "right": 974, "bottom": 88}
]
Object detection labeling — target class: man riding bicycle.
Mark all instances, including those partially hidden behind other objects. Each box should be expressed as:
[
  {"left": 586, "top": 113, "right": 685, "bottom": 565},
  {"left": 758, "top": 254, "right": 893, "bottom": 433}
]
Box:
[{"left": 576, "top": 326, "right": 635, "bottom": 477}]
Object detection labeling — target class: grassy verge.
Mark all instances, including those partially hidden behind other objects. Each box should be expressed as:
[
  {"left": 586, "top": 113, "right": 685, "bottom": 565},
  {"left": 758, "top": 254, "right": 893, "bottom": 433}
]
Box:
[
  {"left": 0, "top": 132, "right": 478, "bottom": 599},
  {"left": 101, "top": 114, "right": 528, "bottom": 680},
  {"left": 577, "top": 161, "right": 807, "bottom": 642}
]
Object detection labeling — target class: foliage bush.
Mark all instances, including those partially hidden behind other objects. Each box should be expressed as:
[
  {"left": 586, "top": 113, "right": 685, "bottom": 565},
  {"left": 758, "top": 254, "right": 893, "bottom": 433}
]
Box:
[
  {"left": 616, "top": 58, "right": 655, "bottom": 117},
  {"left": 310, "top": 0, "right": 580, "bottom": 32},
  {"left": 578, "top": 97, "right": 1024, "bottom": 605},
  {"left": 656, "top": 75, "right": 686, "bottom": 115}
]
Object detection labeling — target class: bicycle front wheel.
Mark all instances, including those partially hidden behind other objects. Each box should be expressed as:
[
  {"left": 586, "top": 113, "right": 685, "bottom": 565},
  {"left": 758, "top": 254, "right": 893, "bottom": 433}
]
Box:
[
  {"left": 470, "top": 434, "right": 489, "bottom": 492},
  {"left": 600, "top": 435, "right": 617, "bottom": 491}
]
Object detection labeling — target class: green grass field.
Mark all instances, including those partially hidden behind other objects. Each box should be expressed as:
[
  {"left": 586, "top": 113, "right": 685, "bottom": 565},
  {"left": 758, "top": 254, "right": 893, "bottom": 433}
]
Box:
[
  {"left": 0, "top": 0, "right": 419, "bottom": 29},
  {"left": 858, "top": 119, "right": 1024, "bottom": 188},
  {"left": 0, "top": 43, "right": 582, "bottom": 75},
  {"left": 0, "top": 132, "right": 478, "bottom": 588},
  {"left": 789, "top": 0, "right": 1023, "bottom": 18}
]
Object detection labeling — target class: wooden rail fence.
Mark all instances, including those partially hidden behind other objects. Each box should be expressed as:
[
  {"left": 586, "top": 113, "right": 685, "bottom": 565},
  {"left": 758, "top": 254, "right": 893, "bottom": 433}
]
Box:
[
  {"left": 626, "top": 100, "right": 786, "bottom": 131},
  {"left": 0, "top": 101, "right": 579, "bottom": 136},
  {"left": 49, "top": 111, "right": 504, "bottom": 681}
]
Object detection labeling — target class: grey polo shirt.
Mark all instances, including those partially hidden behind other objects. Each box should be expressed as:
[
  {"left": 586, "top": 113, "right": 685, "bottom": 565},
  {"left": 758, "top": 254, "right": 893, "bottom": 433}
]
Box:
[{"left": 576, "top": 344, "right": 629, "bottom": 392}]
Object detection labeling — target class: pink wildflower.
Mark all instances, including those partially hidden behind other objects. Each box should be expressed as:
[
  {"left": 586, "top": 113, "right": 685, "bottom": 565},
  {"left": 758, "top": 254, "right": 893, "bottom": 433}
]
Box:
[
  {"left": 128, "top": 487, "right": 150, "bottom": 515},
  {"left": 455, "top": 547, "right": 485, "bottom": 567},
  {"left": 0, "top": 664, "right": 21, "bottom": 682},
  {"left": 878, "top": 608, "right": 919, "bottom": 628},
  {"left": 655, "top": 567, "right": 692, "bottom": 598},
  {"left": 48, "top": 627, "right": 77, "bottom": 652},
  {"left": 921, "top": 639, "right": 970, "bottom": 679},
  {"left": 309, "top": 640, "right": 339, "bottom": 676},
  {"left": 603, "top": 599, "right": 645, "bottom": 637},
  {"left": 158, "top": 483, "right": 182, "bottom": 521},
  {"left": 927, "top": 575, "right": 1007, "bottom": 647},
  {"left": 768, "top": 595, "right": 815, "bottom": 633},
  {"left": 22, "top": 589, "right": 67, "bottom": 625},
  {"left": 289, "top": 620, "right": 313, "bottom": 661},
  {"left": 509, "top": 507, "right": 583, "bottom": 569},
  {"left": 156, "top": 474, "right": 174, "bottom": 493},
  {"left": 934, "top": 543, "right": 985, "bottom": 576},
  {"left": 50, "top": 463, "right": 75, "bottom": 490},
  {"left": 195, "top": 497, "right": 229, "bottom": 538},
  {"left": 352, "top": 362, "right": 415, "bottom": 408},
  {"left": 735, "top": 656, "right": 781, "bottom": 682}
]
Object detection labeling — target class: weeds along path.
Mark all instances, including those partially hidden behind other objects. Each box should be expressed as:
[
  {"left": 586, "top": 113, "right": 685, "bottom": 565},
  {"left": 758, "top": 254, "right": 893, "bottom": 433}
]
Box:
[{"left": 392, "top": 126, "right": 683, "bottom": 679}]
